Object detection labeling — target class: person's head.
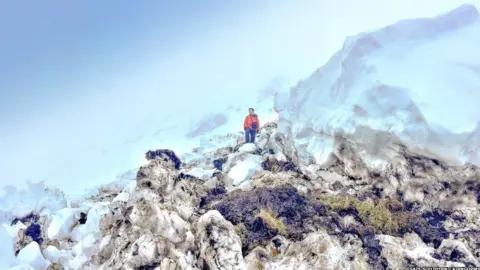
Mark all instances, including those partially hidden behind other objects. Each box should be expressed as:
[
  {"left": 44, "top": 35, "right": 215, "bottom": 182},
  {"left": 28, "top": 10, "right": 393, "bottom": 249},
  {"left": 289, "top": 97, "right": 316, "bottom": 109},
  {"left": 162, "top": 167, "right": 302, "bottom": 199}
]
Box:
[{"left": 248, "top": 108, "right": 254, "bottom": 115}]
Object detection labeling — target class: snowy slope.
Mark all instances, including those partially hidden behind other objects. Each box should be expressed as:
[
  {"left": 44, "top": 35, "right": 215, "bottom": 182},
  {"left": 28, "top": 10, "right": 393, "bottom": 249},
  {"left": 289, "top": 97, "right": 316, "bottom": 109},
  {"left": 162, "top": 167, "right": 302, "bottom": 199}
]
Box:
[
  {"left": 2, "top": 4, "right": 480, "bottom": 270},
  {"left": 276, "top": 4, "right": 480, "bottom": 168}
]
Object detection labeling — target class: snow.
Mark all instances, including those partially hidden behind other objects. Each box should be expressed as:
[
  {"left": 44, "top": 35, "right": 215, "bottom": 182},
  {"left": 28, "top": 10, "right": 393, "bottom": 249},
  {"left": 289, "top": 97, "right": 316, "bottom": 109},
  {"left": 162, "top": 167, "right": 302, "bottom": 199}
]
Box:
[
  {"left": 238, "top": 143, "right": 258, "bottom": 153},
  {"left": 111, "top": 191, "right": 130, "bottom": 203},
  {"left": 227, "top": 155, "right": 263, "bottom": 186},
  {"left": 0, "top": 225, "right": 18, "bottom": 269},
  {"left": 16, "top": 242, "right": 49, "bottom": 270},
  {"left": 70, "top": 202, "right": 109, "bottom": 242},
  {"left": 181, "top": 167, "right": 216, "bottom": 179},
  {"left": 43, "top": 246, "right": 61, "bottom": 263},
  {"left": 0, "top": 181, "right": 67, "bottom": 224},
  {"left": 47, "top": 208, "right": 80, "bottom": 241},
  {"left": 277, "top": 4, "right": 480, "bottom": 167}
]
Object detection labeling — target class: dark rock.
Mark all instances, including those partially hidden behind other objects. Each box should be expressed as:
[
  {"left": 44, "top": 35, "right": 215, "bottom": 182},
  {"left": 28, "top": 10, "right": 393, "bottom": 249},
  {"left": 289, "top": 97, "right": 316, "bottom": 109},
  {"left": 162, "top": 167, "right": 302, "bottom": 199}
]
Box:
[
  {"left": 362, "top": 231, "right": 388, "bottom": 269},
  {"left": 403, "top": 201, "right": 419, "bottom": 211},
  {"left": 435, "top": 247, "right": 475, "bottom": 266},
  {"left": 422, "top": 209, "right": 448, "bottom": 228},
  {"left": 136, "top": 262, "right": 160, "bottom": 270},
  {"left": 410, "top": 219, "right": 449, "bottom": 248},
  {"left": 145, "top": 149, "right": 181, "bottom": 170},
  {"left": 79, "top": 212, "right": 87, "bottom": 225},
  {"left": 442, "top": 181, "right": 451, "bottom": 189},
  {"left": 337, "top": 226, "right": 387, "bottom": 269},
  {"left": 179, "top": 172, "right": 196, "bottom": 180},
  {"left": 449, "top": 248, "right": 463, "bottom": 262},
  {"left": 199, "top": 186, "right": 227, "bottom": 208},
  {"left": 11, "top": 213, "right": 39, "bottom": 226},
  {"left": 372, "top": 186, "right": 383, "bottom": 198},
  {"left": 244, "top": 217, "right": 278, "bottom": 252},
  {"left": 272, "top": 237, "right": 282, "bottom": 248},
  {"left": 268, "top": 149, "right": 275, "bottom": 155},
  {"left": 468, "top": 183, "right": 480, "bottom": 203},
  {"left": 213, "top": 158, "right": 227, "bottom": 171},
  {"left": 451, "top": 214, "right": 465, "bottom": 222},
  {"left": 25, "top": 223, "right": 43, "bottom": 245},
  {"left": 331, "top": 181, "right": 344, "bottom": 191},
  {"left": 210, "top": 186, "right": 227, "bottom": 196}
]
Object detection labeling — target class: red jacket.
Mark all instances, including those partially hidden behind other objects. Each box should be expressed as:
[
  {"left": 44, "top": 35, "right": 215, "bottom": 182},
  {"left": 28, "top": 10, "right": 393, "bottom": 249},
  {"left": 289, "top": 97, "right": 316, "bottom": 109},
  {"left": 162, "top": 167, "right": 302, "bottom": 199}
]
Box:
[{"left": 244, "top": 114, "right": 260, "bottom": 130}]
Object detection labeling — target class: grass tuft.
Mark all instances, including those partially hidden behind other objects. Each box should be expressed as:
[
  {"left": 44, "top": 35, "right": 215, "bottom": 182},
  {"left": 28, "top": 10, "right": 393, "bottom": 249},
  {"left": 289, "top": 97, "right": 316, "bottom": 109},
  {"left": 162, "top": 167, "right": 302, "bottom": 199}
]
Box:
[
  {"left": 317, "top": 195, "right": 407, "bottom": 233},
  {"left": 255, "top": 208, "right": 288, "bottom": 236}
]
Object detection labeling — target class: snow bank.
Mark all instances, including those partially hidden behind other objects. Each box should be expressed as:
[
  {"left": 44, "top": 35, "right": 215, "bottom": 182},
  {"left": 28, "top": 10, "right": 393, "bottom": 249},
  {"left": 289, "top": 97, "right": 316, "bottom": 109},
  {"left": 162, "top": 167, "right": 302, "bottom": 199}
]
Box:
[{"left": 276, "top": 4, "right": 480, "bottom": 167}]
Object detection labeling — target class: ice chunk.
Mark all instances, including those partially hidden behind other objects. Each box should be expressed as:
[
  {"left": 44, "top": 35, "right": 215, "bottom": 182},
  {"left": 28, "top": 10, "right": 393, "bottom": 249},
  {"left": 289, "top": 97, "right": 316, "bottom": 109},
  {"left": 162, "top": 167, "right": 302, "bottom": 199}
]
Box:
[
  {"left": 17, "top": 241, "right": 50, "bottom": 270},
  {"left": 70, "top": 202, "right": 109, "bottom": 242},
  {"left": 111, "top": 192, "right": 130, "bottom": 203},
  {"left": 0, "top": 225, "right": 17, "bottom": 269},
  {"left": 227, "top": 156, "right": 263, "bottom": 186},
  {"left": 47, "top": 208, "right": 80, "bottom": 241},
  {"left": 238, "top": 143, "right": 258, "bottom": 153},
  {"left": 182, "top": 167, "right": 216, "bottom": 179},
  {"left": 43, "top": 246, "right": 61, "bottom": 263}
]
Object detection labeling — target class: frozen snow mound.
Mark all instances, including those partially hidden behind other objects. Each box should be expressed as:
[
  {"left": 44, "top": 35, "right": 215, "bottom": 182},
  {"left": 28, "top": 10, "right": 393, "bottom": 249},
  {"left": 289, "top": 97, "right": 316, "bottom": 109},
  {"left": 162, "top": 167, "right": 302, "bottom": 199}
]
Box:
[{"left": 276, "top": 4, "right": 480, "bottom": 167}]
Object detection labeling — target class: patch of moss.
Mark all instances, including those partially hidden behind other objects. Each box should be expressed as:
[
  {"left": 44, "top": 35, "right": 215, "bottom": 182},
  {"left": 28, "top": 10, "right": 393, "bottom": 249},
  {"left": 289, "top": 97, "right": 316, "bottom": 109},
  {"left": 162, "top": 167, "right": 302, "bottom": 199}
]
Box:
[
  {"left": 317, "top": 196, "right": 407, "bottom": 234},
  {"left": 255, "top": 208, "right": 287, "bottom": 236}
]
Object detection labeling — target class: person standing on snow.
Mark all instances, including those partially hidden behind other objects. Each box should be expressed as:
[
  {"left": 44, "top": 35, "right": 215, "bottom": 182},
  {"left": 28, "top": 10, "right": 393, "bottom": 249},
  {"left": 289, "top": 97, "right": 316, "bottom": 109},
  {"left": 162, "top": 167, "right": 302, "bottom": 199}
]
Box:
[{"left": 244, "top": 108, "right": 260, "bottom": 143}]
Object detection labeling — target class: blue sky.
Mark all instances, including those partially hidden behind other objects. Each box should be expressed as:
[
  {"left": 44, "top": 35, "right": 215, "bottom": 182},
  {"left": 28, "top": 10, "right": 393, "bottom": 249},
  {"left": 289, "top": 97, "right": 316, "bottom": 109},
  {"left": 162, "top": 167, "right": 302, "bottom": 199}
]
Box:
[{"left": 0, "top": 0, "right": 477, "bottom": 194}]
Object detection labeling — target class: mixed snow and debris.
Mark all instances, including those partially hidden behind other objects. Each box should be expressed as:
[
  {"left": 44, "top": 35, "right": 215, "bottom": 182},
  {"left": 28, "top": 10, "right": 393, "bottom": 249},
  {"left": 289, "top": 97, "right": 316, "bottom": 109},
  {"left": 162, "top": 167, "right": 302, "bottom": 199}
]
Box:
[{"left": 1, "top": 4, "right": 480, "bottom": 269}]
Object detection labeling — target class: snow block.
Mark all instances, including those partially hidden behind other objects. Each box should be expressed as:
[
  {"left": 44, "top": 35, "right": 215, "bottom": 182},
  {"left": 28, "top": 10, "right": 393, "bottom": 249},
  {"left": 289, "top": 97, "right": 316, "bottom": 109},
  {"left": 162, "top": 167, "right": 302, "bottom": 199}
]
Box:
[
  {"left": 0, "top": 226, "right": 17, "bottom": 269},
  {"left": 43, "top": 245, "right": 61, "bottom": 263},
  {"left": 145, "top": 149, "right": 181, "bottom": 170},
  {"left": 227, "top": 157, "right": 263, "bottom": 187},
  {"left": 47, "top": 208, "right": 78, "bottom": 241},
  {"left": 237, "top": 143, "right": 257, "bottom": 153},
  {"left": 17, "top": 241, "right": 49, "bottom": 270}
]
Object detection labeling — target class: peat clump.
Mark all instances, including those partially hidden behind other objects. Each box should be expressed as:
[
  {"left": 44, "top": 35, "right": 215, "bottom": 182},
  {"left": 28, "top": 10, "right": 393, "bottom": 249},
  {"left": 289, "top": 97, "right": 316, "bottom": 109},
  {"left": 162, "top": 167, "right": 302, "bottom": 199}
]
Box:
[
  {"left": 199, "top": 186, "right": 227, "bottom": 208},
  {"left": 206, "top": 185, "right": 326, "bottom": 253},
  {"left": 261, "top": 157, "right": 296, "bottom": 173},
  {"left": 319, "top": 194, "right": 453, "bottom": 265}
]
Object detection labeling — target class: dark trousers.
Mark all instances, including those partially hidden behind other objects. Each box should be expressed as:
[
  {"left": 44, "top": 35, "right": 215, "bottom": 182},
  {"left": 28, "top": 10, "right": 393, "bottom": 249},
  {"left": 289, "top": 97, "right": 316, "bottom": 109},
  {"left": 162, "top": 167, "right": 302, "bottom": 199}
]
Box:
[{"left": 245, "top": 128, "right": 256, "bottom": 143}]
